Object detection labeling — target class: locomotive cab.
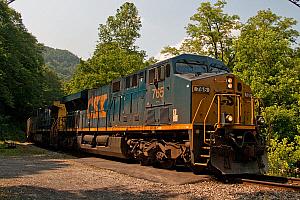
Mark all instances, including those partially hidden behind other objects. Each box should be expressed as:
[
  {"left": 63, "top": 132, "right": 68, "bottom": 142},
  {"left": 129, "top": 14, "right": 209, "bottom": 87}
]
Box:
[{"left": 169, "top": 54, "right": 266, "bottom": 175}]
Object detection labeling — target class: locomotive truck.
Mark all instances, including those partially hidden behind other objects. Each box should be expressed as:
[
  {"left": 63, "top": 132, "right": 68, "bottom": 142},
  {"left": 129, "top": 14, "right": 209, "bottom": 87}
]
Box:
[{"left": 27, "top": 54, "right": 267, "bottom": 175}]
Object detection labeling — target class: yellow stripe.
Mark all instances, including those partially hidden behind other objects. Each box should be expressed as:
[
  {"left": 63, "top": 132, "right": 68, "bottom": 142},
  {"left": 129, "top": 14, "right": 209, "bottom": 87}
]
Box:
[
  {"left": 231, "top": 125, "right": 256, "bottom": 130},
  {"left": 66, "top": 124, "right": 193, "bottom": 132}
]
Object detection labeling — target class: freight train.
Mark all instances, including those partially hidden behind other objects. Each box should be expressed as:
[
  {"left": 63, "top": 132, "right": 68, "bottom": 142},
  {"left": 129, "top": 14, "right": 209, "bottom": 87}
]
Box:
[{"left": 27, "top": 54, "right": 267, "bottom": 175}]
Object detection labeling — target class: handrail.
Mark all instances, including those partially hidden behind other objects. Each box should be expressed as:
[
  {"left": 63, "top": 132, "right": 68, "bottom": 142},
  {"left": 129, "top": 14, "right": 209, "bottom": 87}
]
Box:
[
  {"left": 251, "top": 97, "right": 255, "bottom": 125},
  {"left": 203, "top": 93, "right": 242, "bottom": 145},
  {"left": 192, "top": 97, "right": 206, "bottom": 125}
]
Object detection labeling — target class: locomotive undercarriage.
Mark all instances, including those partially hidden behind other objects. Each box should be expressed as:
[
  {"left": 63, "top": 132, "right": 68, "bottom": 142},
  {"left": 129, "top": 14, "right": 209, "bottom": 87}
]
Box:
[
  {"left": 31, "top": 125, "right": 266, "bottom": 175},
  {"left": 77, "top": 130, "right": 190, "bottom": 169}
]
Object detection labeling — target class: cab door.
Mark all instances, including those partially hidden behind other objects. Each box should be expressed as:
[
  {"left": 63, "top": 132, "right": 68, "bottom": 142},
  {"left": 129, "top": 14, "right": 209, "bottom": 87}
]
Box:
[{"left": 145, "top": 64, "right": 171, "bottom": 125}]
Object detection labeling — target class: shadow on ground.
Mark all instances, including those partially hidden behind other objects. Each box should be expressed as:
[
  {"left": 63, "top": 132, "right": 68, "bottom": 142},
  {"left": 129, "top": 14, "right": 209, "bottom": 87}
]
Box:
[
  {"left": 234, "top": 190, "right": 300, "bottom": 200},
  {"left": 0, "top": 185, "right": 208, "bottom": 200},
  {"left": 1, "top": 185, "right": 298, "bottom": 200},
  {"left": 0, "top": 156, "right": 70, "bottom": 179}
]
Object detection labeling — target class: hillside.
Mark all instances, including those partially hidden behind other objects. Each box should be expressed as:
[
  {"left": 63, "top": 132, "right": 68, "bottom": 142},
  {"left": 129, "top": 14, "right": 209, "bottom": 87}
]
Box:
[{"left": 42, "top": 46, "right": 80, "bottom": 80}]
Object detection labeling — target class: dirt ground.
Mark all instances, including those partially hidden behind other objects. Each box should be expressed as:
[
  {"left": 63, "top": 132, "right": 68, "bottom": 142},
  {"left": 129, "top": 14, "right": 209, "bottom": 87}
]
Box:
[{"left": 0, "top": 143, "right": 299, "bottom": 200}]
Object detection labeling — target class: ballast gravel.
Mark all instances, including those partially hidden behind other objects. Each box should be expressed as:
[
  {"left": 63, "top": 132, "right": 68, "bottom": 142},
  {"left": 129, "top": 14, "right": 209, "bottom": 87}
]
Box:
[{"left": 0, "top": 149, "right": 299, "bottom": 199}]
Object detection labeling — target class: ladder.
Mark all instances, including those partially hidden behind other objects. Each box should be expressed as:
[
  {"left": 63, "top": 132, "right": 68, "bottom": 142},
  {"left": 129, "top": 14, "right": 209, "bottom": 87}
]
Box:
[{"left": 195, "top": 130, "right": 214, "bottom": 167}]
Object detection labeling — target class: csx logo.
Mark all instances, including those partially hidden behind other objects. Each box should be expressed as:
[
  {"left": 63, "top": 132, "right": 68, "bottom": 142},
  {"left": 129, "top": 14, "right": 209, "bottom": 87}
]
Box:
[
  {"left": 152, "top": 87, "right": 164, "bottom": 99},
  {"left": 88, "top": 94, "right": 108, "bottom": 118}
]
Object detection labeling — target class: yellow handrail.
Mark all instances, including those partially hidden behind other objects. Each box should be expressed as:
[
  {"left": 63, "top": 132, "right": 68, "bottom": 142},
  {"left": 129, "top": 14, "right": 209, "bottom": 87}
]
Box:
[
  {"left": 192, "top": 97, "right": 206, "bottom": 125},
  {"left": 203, "top": 93, "right": 241, "bottom": 145}
]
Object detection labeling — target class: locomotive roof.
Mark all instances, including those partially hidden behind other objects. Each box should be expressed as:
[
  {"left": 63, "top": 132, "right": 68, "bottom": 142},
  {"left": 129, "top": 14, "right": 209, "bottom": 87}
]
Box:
[
  {"left": 60, "top": 54, "right": 229, "bottom": 103},
  {"left": 149, "top": 54, "right": 230, "bottom": 72},
  {"left": 61, "top": 89, "right": 88, "bottom": 103}
]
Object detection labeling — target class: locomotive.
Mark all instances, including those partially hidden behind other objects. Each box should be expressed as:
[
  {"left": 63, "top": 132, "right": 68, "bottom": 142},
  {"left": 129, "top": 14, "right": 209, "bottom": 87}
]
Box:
[{"left": 27, "top": 54, "right": 267, "bottom": 175}]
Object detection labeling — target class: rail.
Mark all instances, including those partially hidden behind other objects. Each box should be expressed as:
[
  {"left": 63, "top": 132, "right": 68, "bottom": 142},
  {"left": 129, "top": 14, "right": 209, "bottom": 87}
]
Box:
[{"left": 240, "top": 176, "right": 300, "bottom": 190}]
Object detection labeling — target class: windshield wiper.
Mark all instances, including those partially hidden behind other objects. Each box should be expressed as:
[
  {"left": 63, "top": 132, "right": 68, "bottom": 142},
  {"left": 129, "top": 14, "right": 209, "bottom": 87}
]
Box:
[{"left": 182, "top": 59, "right": 194, "bottom": 72}]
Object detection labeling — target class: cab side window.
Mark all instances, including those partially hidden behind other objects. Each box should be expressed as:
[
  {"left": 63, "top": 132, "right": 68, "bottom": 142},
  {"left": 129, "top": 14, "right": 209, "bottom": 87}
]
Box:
[
  {"left": 112, "top": 81, "right": 120, "bottom": 92},
  {"left": 125, "top": 77, "right": 131, "bottom": 89},
  {"left": 148, "top": 65, "right": 171, "bottom": 85},
  {"left": 149, "top": 68, "right": 155, "bottom": 84},
  {"left": 165, "top": 64, "right": 170, "bottom": 77},
  {"left": 131, "top": 74, "right": 138, "bottom": 87},
  {"left": 158, "top": 66, "right": 165, "bottom": 81}
]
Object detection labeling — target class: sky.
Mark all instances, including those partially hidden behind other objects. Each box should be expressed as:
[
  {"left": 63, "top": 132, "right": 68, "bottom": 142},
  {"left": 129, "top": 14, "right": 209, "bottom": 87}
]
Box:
[{"left": 10, "top": 0, "right": 300, "bottom": 60}]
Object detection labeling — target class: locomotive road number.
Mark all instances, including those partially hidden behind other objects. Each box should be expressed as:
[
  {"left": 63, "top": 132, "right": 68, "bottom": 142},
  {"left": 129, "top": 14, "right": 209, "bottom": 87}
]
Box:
[
  {"left": 152, "top": 87, "right": 164, "bottom": 99},
  {"left": 193, "top": 86, "right": 210, "bottom": 93}
]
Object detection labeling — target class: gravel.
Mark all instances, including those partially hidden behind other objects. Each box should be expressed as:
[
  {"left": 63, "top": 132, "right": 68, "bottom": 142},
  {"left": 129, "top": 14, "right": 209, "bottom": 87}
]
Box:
[{"left": 0, "top": 146, "right": 299, "bottom": 200}]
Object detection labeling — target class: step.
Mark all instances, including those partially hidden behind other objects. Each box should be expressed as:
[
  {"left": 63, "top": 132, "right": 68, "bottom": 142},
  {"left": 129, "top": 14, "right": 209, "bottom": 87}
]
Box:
[
  {"left": 194, "top": 163, "right": 208, "bottom": 166},
  {"left": 201, "top": 146, "right": 211, "bottom": 150},
  {"left": 205, "top": 139, "right": 215, "bottom": 142},
  {"left": 206, "top": 131, "right": 215, "bottom": 133},
  {"left": 200, "top": 154, "right": 210, "bottom": 158}
]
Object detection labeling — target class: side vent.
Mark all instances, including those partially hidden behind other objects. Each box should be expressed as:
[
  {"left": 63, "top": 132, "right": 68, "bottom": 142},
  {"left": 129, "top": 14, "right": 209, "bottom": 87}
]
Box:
[
  {"left": 134, "top": 115, "right": 139, "bottom": 121},
  {"left": 160, "top": 107, "right": 170, "bottom": 124},
  {"left": 146, "top": 109, "right": 155, "bottom": 125}
]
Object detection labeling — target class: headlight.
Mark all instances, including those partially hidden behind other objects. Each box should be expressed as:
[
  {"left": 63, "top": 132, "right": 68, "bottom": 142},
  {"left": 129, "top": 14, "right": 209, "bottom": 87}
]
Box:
[
  {"left": 227, "top": 77, "right": 234, "bottom": 89},
  {"left": 225, "top": 114, "right": 233, "bottom": 123}
]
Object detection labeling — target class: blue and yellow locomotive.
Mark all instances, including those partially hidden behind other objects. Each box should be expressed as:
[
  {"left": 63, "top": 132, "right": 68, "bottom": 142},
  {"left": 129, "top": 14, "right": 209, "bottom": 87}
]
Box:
[{"left": 27, "top": 54, "right": 266, "bottom": 175}]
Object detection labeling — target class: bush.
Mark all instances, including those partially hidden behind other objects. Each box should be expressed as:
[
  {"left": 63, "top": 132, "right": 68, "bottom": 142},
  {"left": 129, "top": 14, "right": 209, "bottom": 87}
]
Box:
[
  {"left": 268, "top": 136, "right": 300, "bottom": 177},
  {"left": 263, "top": 105, "right": 299, "bottom": 139},
  {"left": 0, "top": 114, "right": 25, "bottom": 141}
]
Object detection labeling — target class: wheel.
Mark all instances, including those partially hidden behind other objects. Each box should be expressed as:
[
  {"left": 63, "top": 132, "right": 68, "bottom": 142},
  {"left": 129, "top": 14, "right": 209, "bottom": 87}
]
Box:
[
  {"left": 140, "top": 157, "right": 152, "bottom": 166},
  {"left": 157, "top": 160, "right": 175, "bottom": 169},
  {"left": 190, "top": 164, "right": 206, "bottom": 175}
]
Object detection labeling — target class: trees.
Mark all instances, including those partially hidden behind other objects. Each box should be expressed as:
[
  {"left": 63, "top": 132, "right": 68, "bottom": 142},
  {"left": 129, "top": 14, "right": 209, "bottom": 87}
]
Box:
[
  {"left": 233, "top": 10, "right": 300, "bottom": 139},
  {"left": 268, "top": 136, "right": 300, "bottom": 177},
  {"left": 66, "top": 2, "right": 146, "bottom": 94},
  {"left": 0, "top": 1, "right": 42, "bottom": 117},
  {"left": 42, "top": 46, "right": 80, "bottom": 80},
  {"left": 0, "top": 1, "right": 62, "bottom": 131},
  {"left": 161, "top": 0, "right": 240, "bottom": 68}
]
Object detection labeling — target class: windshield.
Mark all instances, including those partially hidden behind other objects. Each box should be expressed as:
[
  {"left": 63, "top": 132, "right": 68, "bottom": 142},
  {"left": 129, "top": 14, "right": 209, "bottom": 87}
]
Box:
[
  {"left": 175, "top": 61, "right": 229, "bottom": 74},
  {"left": 175, "top": 62, "right": 207, "bottom": 74},
  {"left": 208, "top": 64, "right": 229, "bottom": 73}
]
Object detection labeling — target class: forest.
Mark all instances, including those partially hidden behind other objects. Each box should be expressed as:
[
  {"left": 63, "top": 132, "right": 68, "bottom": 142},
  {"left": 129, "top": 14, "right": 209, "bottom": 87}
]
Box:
[
  {"left": 0, "top": 1, "right": 299, "bottom": 176},
  {"left": 42, "top": 46, "right": 80, "bottom": 81}
]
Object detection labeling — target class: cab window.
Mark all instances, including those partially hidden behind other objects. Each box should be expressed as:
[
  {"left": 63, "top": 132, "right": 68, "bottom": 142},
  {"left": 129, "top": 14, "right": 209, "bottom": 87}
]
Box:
[
  {"left": 149, "top": 68, "right": 155, "bottom": 84},
  {"left": 112, "top": 81, "right": 120, "bottom": 92},
  {"left": 131, "top": 74, "right": 138, "bottom": 87},
  {"left": 125, "top": 77, "right": 131, "bottom": 89},
  {"left": 165, "top": 64, "right": 170, "bottom": 77}
]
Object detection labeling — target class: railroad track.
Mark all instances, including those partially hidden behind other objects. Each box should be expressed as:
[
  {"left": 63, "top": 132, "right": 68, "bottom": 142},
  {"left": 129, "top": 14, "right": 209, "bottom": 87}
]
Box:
[{"left": 239, "top": 175, "right": 300, "bottom": 190}]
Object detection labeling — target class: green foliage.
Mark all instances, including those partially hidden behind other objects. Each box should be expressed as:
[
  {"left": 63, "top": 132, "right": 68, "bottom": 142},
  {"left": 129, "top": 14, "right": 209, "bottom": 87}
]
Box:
[
  {"left": 42, "top": 46, "right": 80, "bottom": 80},
  {"left": 0, "top": 2, "right": 63, "bottom": 134},
  {"left": 234, "top": 10, "right": 299, "bottom": 106},
  {"left": 233, "top": 10, "right": 300, "bottom": 141},
  {"left": 268, "top": 136, "right": 300, "bottom": 177},
  {"left": 0, "top": 114, "right": 24, "bottom": 141},
  {"left": 66, "top": 2, "right": 146, "bottom": 93},
  {"left": 40, "top": 65, "right": 64, "bottom": 104},
  {"left": 0, "top": 141, "right": 49, "bottom": 157},
  {"left": 161, "top": 0, "right": 240, "bottom": 68},
  {"left": 98, "top": 2, "right": 142, "bottom": 51},
  {"left": 263, "top": 106, "right": 299, "bottom": 139},
  {"left": 0, "top": 1, "right": 43, "bottom": 117}
]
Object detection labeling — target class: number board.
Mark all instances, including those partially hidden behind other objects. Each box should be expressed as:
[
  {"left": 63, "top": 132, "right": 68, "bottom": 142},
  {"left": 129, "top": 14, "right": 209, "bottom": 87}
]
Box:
[{"left": 193, "top": 86, "right": 210, "bottom": 93}]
